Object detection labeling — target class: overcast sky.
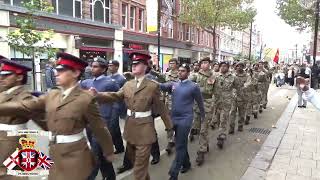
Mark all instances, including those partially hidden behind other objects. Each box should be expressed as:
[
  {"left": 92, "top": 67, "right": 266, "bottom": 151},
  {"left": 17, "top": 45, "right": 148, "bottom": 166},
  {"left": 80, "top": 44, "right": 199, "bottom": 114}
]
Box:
[{"left": 254, "top": 0, "right": 311, "bottom": 51}]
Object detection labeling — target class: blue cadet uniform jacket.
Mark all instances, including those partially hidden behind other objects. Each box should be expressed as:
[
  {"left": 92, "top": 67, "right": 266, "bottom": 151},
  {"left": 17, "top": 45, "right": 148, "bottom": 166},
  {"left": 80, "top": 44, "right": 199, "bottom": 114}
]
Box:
[{"left": 160, "top": 79, "right": 205, "bottom": 126}]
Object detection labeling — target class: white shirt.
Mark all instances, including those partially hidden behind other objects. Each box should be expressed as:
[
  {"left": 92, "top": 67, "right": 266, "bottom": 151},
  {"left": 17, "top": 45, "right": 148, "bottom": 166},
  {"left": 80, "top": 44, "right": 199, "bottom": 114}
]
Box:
[
  {"left": 62, "top": 85, "right": 77, "bottom": 99},
  {"left": 303, "top": 88, "right": 320, "bottom": 111},
  {"left": 5, "top": 86, "right": 22, "bottom": 95},
  {"left": 305, "top": 67, "right": 311, "bottom": 75},
  {"left": 135, "top": 76, "right": 145, "bottom": 88}
]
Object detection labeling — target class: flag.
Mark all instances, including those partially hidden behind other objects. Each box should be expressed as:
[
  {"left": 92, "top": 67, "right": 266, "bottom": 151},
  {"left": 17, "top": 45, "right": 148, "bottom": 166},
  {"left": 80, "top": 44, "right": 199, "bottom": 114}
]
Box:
[
  {"left": 3, "top": 149, "right": 19, "bottom": 170},
  {"left": 38, "top": 152, "right": 54, "bottom": 170},
  {"left": 273, "top": 48, "right": 279, "bottom": 64}
]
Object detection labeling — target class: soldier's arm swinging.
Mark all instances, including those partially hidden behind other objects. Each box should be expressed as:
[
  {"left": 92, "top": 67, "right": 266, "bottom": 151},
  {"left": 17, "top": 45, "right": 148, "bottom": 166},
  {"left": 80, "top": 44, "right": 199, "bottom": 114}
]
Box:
[
  {"left": 96, "top": 88, "right": 125, "bottom": 103},
  {"left": 153, "top": 84, "right": 173, "bottom": 130}
]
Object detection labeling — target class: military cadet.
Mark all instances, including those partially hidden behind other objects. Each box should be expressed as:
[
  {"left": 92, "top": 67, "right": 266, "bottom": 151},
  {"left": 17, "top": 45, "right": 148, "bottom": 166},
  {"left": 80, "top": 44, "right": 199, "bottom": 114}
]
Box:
[
  {"left": 209, "top": 62, "right": 221, "bottom": 129},
  {"left": 80, "top": 58, "right": 121, "bottom": 180},
  {"left": 262, "top": 61, "right": 272, "bottom": 109},
  {"left": 229, "top": 62, "right": 250, "bottom": 134},
  {"left": 257, "top": 62, "right": 268, "bottom": 113},
  {"left": 90, "top": 52, "right": 173, "bottom": 180},
  {"left": 108, "top": 60, "right": 126, "bottom": 88},
  {"left": 213, "top": 61, "right": 241, "bottom": 149},
  {"left": 189, "top": 61, "right": 200, "bottom": 82},
  {"left": 192, "top": 57, "right": 214, "bottom": 166},
  {"left": 0, "top": 56, "right": 34, "bottom": 179},
  {"left": 164, "top": 58, "right": 179, "bottom": 153},
  {"left": 0, "top": 53, "right": 115, "bottom": 180},
  {"left": 159, "top": 63, "right": 205, "bottom": 180},
  {"left": 252, "top": 63, "right": 264, "bottom": 117}
]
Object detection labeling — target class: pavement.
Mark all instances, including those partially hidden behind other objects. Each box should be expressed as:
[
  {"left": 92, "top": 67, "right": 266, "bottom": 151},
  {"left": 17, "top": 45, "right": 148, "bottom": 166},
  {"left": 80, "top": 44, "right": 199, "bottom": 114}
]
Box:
[
  {"left": 24, "top": 84, "right": 297, "bottom": 180},
  {"left": 241, "top": 89, "right": 320, "bottom": 180}
]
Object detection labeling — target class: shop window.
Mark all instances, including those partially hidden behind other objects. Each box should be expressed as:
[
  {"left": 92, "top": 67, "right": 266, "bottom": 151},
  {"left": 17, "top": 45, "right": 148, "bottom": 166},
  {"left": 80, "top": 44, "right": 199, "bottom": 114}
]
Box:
[
  {"left": 138, "top": 9, "right": 144, "bottom": 32},
  {"left": 122, "top": 3, "right": 128, "bottom": 28},
  {"left": 52, "top": 0, "right": 82, "bottom": 18},
  {"left": 90, "top": 0, "right": 111, "bottom": 23},
  {"left": 130, "top": 6, "right": 136, "bottom": 30}
]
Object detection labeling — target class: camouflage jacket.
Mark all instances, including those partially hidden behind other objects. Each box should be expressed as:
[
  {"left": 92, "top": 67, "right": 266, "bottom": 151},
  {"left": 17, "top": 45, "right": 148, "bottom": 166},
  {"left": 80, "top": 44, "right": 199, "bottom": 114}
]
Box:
[
  {"left": 213, "top": 72, "right": 240, "bottom": 103},
  {"left": 195, "top": 70, "right": 214, "bottom": 99},
  {"left": 234, "top": 71, "right": 249, "bottom": 101},
  {"left": 165, "top": 69, "right": 179, "bottom": 82},
  {"left": 189, "top": 71, "right": 199, "bottom": 82}
]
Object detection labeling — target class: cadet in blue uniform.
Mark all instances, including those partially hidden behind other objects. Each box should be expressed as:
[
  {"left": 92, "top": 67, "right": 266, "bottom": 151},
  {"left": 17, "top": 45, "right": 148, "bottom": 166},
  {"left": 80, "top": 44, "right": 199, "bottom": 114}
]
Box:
[
  {"left": 160, "top": 64, "right": 205, "bottom": 180},
  {"left": 80, "top": 58, "right": 120, "bottom": 180}
]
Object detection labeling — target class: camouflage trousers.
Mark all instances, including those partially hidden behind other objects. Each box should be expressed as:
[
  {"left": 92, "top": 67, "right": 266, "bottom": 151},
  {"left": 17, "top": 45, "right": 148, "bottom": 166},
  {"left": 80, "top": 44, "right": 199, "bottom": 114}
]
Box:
[
  {"left": 247, "top": 91, "right": 260, "bottom": 115},
  {"left": 196, "top": 98, "right": 213, "bottom": 153},
  {"left": 216, "top": 100, "right": 233, "bottom": 139},
  {"left": 230, "top": 100, "right": 247, "bottom": 128},
  {"left": 262, "top": 83, "right": 270, "bottom": 107},
  {"left": 209, "top": 98, "right": 219, "bottom": 128}
]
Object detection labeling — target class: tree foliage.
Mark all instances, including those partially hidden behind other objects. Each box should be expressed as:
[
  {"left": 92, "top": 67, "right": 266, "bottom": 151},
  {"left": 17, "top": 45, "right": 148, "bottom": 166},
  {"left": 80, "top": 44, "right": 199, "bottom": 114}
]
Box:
[
  {"left": 179, "top": 0, "right": 256, "bottom": 57},
  {"left": 7, "top": 0, "right": 56, "bottom": 58},
  {"left": 276, "top": 0, "right": 315, "bottom": 31}
]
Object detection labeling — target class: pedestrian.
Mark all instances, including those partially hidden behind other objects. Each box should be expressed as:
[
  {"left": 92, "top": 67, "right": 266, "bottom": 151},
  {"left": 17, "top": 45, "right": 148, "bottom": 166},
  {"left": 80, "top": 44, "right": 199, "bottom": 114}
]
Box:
[
  {"left": 297, "top": 67, "right": 310, "bottom": 108},
  {"left": 287, "top": 66, "right": 295, "bottom": 86},
  {"left": 297, "top": 77, "right": 320, "bottom": 110},
  {"left": 45, "top": 58, "right": 57, "bottom": 90},
  {"left": 0, "top": 56, "right": 34, "bottom": 179},
  {"left": 90, "top": 52, "right": 174, "bottom": 180},
  {"left": 160, "top": 63, "right": 205, "bottom": 180},
  {"left": 0, "top": 53, "right": 115, "bottom": 180},
  {"left": 80, "top": 57, "right": 121, "bottom": 180}
]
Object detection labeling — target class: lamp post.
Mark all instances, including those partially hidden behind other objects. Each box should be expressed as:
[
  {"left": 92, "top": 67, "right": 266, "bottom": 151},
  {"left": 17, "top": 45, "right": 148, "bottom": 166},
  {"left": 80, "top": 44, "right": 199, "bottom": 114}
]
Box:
[{"left": 313, "top": 0, "right": 320, "bottom": 65}]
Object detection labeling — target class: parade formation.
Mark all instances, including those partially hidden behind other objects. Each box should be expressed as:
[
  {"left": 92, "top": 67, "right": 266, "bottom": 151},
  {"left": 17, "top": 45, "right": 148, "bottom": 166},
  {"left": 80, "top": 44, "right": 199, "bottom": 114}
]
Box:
[{"left": 0, "top": 50, "right": 275, "bottom": 180}]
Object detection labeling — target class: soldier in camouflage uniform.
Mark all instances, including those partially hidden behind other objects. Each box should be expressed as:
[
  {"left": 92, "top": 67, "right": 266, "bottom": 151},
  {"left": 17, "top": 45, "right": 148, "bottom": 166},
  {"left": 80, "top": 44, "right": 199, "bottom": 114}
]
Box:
[
  {"left": 262, "top": 61, "right": 272, "bottom": 109},
  {"left": 164, "top": 58, "right": 179, "bottom": 152},
  {"left": 192, "top": 57, "right": 214, "bottom": 166},
  {"left": 213, "top": 62, "right": 241, "bottom": 149},
  {"left": 189, "top": 61, "right": 200, "bottom": 82},
  {"left": 229, "top": 62, "right": 250, "bottom": 134},
  {"left": 253, "top": 63, "right": 268, "bottom": 113},
  {"left": 210, "top": 62, "right": 221, "bottom": 129}
]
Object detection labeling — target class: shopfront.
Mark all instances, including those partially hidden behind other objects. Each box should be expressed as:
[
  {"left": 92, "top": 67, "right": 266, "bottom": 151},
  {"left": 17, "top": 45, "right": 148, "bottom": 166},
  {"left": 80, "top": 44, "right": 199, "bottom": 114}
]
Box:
[
  {"left": 122, "top": 42, "right": 149, "bottom": 72},
  {"left": 149, "top": 45, "right": 174, "bottom": 72},
  {"left": 79, "top": 37, "right": 114, "bottom": 62}
]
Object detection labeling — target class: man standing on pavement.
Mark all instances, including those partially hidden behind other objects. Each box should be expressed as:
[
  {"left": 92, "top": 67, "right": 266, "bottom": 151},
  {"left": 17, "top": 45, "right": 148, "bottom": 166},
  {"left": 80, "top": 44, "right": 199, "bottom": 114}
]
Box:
[
  {"left": 0, "top": 56, "right": 34, "bottom": 179},
  {"left": 90, "top": 52, "right": 174, "bottom": 180},
  {"left": 80, "top": 58, "right": 121, "bottom": 180},
  {"left": 45, "top": 58, "right": 56, "bottom": 90},
  {"left": 192, "top": 57, "right": 214, "bottom": 166},
  {"left": 160, "top": 64, "right": 205, "bottom": 180}
]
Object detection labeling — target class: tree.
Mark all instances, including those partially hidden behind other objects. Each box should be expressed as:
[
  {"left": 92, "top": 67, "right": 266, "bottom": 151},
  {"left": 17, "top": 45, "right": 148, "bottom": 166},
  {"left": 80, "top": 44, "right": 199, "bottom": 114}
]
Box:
[
  {"left": 7, "top": 0, "right": 55, "bottom": 90},
  {"left": 179, "top": 0, "right": 256, "bottom": 59},
  {"left": 276, "top": 0, "right": 315, "bottom": 31}
]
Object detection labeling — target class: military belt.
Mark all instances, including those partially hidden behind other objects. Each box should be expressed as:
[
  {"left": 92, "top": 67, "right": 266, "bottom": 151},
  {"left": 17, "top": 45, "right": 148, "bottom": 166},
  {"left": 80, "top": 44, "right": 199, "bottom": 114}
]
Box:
[
  {"left": 49, "top": 131, "right": 85, "bottom": 144},
  {"left": 127, "top": 109, "right": 152, "bottom": 118},
  {"left": 0, "top": 123, "right": 27, "bottom": 131}
]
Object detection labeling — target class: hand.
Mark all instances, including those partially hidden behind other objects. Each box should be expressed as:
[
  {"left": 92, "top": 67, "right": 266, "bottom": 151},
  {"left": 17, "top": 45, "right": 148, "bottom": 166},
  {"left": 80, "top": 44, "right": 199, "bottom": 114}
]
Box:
[
  {"left": 166, "top": 129, "right": 174, "bottom": 139},
  {"left": 88, "top": 87, "right": 98, "bottom": 96},
  {"left": 104, "top": 154, "right": 115, "bottom": 162}
]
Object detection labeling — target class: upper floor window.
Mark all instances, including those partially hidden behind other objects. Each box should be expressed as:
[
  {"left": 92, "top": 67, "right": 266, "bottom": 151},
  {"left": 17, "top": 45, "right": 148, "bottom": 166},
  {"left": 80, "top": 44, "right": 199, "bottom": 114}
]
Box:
[
  {"left": 138, "top": 9, "right": 144, "bottom": 32},
  {"left": 130, "top": 6, "right": 136, "bottom": 30},
  {"left": 122, "top": 4, "right": 128, "bottom": 28},
  {"left": 90, "top": 0, "right": 111, "bottom": 23},
  {"left": 184, "top": 25, "right": 190, "bottom": 41},
  {"left": 5, "top": 0, "right": 23, "bottom": 6},
  {"left": 52, "top": 0, "right": 82, "bottom": 18}
]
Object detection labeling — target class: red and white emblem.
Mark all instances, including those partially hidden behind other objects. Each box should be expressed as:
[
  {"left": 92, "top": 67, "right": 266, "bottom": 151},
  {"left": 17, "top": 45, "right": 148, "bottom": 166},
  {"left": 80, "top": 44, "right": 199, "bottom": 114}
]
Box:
[{"left": 18, "top": 149, "right": 39, "bottom": 171}]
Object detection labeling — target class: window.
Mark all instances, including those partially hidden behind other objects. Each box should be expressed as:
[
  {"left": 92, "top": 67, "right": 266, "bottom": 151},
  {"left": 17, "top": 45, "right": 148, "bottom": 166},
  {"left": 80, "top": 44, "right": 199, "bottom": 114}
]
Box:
[
  {"left": 178, "top": 23, "right": 183, "bottom": 40},
  {"left": 122, "top": 4, "right": 128, "bottom": 28},
  {"left": 184, "top": 25, "right": 190, "bottom": 41},
  {"left": 130, "top": 6, "right": 136, "bottom": 30},
  {"left": 90, "top": 0, "right": 111, "bottom": 23},
  {"left": 191, "top": 27, "right": 195, "bottom": 42},
  {"left": 13, "top": 0, "right": 23, "bottom": 6},
  {"left": 138, "top": 9, "right": 144, "bottom": 32},
  {"left": 168, "top": 24, "right": 173, "bottom": 38},
  {"left": 52, "top": 0, "right": 82, "bottom": 18}
]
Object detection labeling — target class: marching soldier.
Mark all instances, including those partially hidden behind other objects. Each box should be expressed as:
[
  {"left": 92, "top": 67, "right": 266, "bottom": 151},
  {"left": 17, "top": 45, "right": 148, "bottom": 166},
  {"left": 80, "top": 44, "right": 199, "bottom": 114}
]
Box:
[
  {"left": 213, "top": 62, "right": 241, "bottom": 149},
  {"left": 164, "top": 58, "right": 179, "bottom": 153},
  {"left": 189, "top": 61, "right": 200, "bottom": 82},
  {"left": 262, "top": 61, "right": 272, "bottom": 109},
  {"left": 192, "top": 57, "right": 214, "bottom": 166},
  {"left": 90, "top": 52, "right": 173, "bottom": 180},
  {"left": 209, "top": 62, "right": 221, "bottom": 129},
  {"left": 0, "top": 53, "right": 115, "bottom": 180},
  {"left": 0, "top": 56, "right": 34, "bottom": 180},
  {"left": 257, "top": 62, "right": 268, "bottom": 113},
  {"left": 80, "top": 58, "right": 120, "bottom": 180},
  {"left": 229, "top": 62, "right": 250, "bottom": 133}
]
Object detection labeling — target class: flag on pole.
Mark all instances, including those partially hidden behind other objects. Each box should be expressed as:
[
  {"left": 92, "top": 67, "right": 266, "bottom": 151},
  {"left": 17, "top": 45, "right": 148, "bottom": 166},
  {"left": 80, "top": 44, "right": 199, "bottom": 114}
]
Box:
[{"left": 273, "top": 48, "right": 280, "bottom": 64}]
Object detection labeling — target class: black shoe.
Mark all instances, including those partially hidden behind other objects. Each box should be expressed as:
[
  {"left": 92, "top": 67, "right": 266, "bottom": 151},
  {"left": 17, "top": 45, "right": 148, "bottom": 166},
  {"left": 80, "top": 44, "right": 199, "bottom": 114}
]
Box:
[
  {"left": 259, "top": 109, "right": 263, "bottom": 113},
  {"left": 302, "top": 105, "right": 307, "bottom": 108},
  {"left": 253, "top": 113, "right": 258, "bottom": 119},
  {"left": 180, "top": 166, "right": 191, "bottom": 173},
  {"left": 229, "top": 127, "right": 235, "bottom": 134},
  {"left": 263, "top": 105, "right": 267, "bottom": 109},
  {"left": 189, "top": 134, "right": 194, "bottom": 142},
  {"left": 169, "top": 176, "right": 178, "bottom": 180},
  {"left": 151, "top": 157, "right": 160, "bottom": 165},
  {"left": 196, "top": 151, "right": 205, "bottom": 166},
  {"left": 114, "top": 149, "right": 124, "bottom": 154},
  {"left": 210, "top": 124, "right": 215, "bottom": 130},
  {"left": 217, "top": 134, "right": 226, "bottom": 149},
  {"left": 238, "top": 126, "right": 243, "bottom": 132},
  {"left": 117, "top": 165, "right": 132, "bottom": 174}
]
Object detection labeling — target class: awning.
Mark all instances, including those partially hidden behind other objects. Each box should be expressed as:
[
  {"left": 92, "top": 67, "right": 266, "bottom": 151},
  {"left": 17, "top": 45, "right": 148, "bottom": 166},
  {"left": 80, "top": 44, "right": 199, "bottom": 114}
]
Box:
[{"left": 80, "top": 46, "right": 114, "bottom": 52}]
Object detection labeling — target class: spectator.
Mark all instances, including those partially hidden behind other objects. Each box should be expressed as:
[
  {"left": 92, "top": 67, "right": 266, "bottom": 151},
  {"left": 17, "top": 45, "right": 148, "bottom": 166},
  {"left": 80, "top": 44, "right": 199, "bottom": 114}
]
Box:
[
  {"left": 297, "top": 67, "right": 310, "bottom": 108},
  {"left": 287, "top": 66, "right": 295, "bottom": 86},
  {"left": 45, "top": 58, "right": 56, "bottom": 90}
]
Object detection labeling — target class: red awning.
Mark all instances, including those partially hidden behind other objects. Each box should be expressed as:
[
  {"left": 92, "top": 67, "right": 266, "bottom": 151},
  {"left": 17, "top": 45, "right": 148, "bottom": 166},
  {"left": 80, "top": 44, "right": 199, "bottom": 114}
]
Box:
[
  {"left": 123, "top": 48, "right": 149, "bottom": 54},
  {"left": 80, "top": 46, "right": 114, "bottom": 52}
]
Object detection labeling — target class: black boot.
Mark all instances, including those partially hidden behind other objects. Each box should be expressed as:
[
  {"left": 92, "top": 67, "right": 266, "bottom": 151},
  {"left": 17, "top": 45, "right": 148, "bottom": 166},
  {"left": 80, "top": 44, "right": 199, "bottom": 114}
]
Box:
[
  {"left": 238, "top": 125, "right": 243, "bottom": 132},
  {"left": 229, "top": 126, "right": 235, "bottom": 134},
  {"left": 166, "top": 142, "right": 175, "bottom": 155},
  {"left": 263, "top": 104, "right": 267, "bottom": 109},
  {"left": 151, "top": 156, "right": 160, "bottom": 165},
  {"left": 196, "top": 151, "right": 205, "bottom": 166},
  {"left": 259, "top": 109, "right": 263, "bottom": 113},
  {"left": 253, "top": 113, "right": 258, "bottom": 119},
  {"left": 117, "top": 165, "right": 133, "bottom": 174},
  {"left": 245, "top": 116, "right": 250, "bottom": 125},
  {"left": 217, "top": 134, "right": 226, "bottom": 149}
]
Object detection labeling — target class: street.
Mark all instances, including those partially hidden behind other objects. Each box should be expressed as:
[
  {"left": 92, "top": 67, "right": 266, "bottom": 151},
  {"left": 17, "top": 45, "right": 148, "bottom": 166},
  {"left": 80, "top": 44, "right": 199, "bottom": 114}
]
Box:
[{"left": 26, "top": 84, "right": 296, "bottom": 180}]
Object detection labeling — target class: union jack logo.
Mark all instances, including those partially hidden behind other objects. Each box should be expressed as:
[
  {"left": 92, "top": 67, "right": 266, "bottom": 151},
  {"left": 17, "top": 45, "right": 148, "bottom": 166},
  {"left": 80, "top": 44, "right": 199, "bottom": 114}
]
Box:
[
  {"left": 20, "top": 150, "right": 38, "bottom": 171},
  {"left": 38, "top": 152, "right": 54, "bottom": 170}
]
